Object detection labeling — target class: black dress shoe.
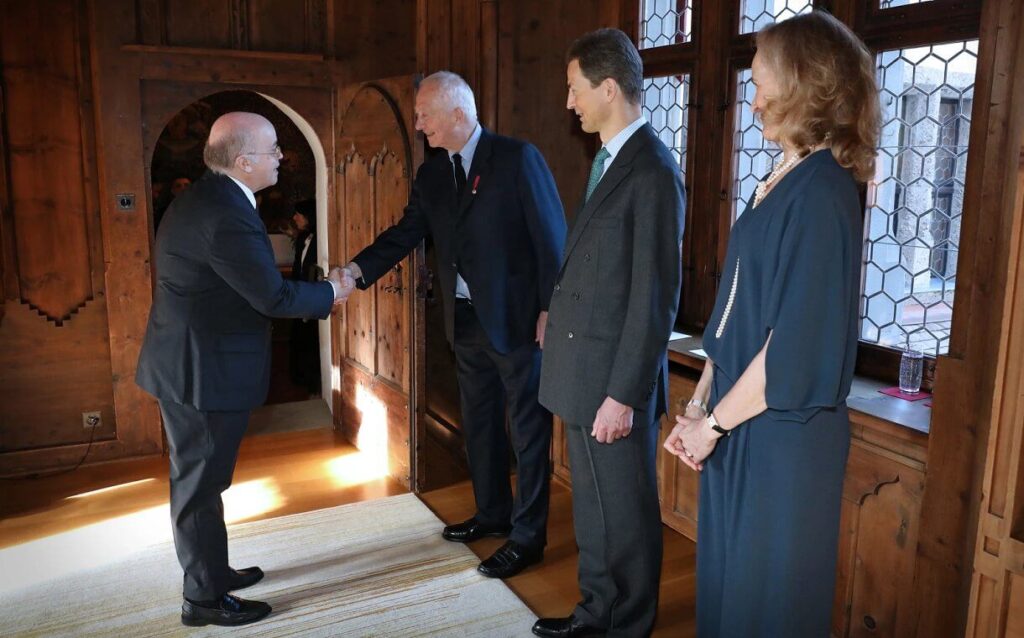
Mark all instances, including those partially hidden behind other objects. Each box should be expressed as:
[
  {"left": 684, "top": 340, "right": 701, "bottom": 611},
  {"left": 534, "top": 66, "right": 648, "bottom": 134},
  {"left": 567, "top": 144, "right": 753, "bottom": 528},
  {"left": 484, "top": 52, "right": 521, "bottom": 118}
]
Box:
[
  {"left": 532, "top": 615, "right": 603, "bottom": 637},
  {"left": 228, "top": 566, "right": 264, "bottom": 591},
  {"left": 441, "top": 517, "right": 512, "bottom": 543},
  {"left": 181, "top": 593, "right": 272, "bottom": 627},
  {"left": 477, "top": 540, "right": 543, "bottom": 578}
]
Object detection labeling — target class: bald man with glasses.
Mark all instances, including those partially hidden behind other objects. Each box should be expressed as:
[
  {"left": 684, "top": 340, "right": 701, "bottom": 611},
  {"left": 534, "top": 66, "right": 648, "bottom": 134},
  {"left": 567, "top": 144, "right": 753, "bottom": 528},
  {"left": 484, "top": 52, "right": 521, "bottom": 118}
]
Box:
[{"left": 137, "top": 112, "right": 354, "bottom": 627}]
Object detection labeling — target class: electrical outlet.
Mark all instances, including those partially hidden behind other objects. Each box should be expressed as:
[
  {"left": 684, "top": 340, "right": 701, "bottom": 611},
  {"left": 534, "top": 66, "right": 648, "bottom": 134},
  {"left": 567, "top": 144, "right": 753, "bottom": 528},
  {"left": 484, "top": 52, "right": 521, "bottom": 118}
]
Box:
[{"left": 82, "top": 411, "right": 102, "bottom": 429}]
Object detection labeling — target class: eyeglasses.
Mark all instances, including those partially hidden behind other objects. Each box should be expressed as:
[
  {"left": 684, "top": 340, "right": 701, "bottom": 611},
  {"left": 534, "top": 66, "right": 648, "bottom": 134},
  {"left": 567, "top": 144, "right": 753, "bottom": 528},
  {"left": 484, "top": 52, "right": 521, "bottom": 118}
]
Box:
[{"left": 239, "top": 144, "right": 282, "bottom": 158}]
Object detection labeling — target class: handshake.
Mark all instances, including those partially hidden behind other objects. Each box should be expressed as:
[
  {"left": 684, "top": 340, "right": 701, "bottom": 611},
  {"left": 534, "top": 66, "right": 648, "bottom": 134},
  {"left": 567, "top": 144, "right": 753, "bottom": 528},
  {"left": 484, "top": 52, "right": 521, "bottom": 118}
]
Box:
[{"left": 327, "top": 262, "right": 360, "bottom": 313}]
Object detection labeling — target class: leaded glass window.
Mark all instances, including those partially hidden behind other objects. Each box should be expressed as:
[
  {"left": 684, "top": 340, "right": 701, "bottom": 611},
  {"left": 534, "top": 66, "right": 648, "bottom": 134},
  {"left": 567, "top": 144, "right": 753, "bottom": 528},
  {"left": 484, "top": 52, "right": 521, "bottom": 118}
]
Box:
[
  {"left": 640, "top": 0, "right": 694, "bottom": 49},
  {"left": 861, "top": 40, "right": 977, "bottom": 356}
]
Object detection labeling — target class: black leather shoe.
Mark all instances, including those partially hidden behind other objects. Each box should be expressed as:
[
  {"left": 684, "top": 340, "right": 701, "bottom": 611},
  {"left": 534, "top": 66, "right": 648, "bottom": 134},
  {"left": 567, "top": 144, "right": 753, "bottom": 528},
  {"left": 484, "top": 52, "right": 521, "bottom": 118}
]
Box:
[
  {"left": 441, "top": 517, "right": 512, "bottom": 543},
  {"left": 532, "top": 615, "right": 603, "bottom": 637},
  {"left": 477, "top": 540, "right": 543, "bottom": 578},
  {"left": 228, "top": 566, "right": 264, "bottom": 591},
  {"left": 181, "top": 593, "right": 272, "bottom": 627}
]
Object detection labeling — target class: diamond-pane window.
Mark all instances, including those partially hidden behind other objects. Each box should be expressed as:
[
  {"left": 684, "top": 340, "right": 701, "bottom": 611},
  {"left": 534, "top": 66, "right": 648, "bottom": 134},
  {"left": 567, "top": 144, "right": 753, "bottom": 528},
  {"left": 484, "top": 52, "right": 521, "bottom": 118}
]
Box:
[
  {"left": 640, "top": 0, "right": 693, "bottom": 49},
  {"left": 861, "top": 40, "right": 977, "bottom": 356},
  {"left": 731, "top": 68, "right": 779, "bottom": 220},
  {"left": 642, "top": 74, "right": 691, "bottom": 189},
  {"left": 740, "top": 0, "right": 813, "bottom": 35}
]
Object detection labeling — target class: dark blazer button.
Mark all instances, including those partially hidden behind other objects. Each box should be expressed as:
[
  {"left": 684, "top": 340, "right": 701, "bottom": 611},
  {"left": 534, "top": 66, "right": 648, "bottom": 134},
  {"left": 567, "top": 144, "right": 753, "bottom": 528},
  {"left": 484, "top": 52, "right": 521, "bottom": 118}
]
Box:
[
  {"left": 573, "top": 292, "right": 581, "bottom": 301},
  {"left": 568, "top": 331, "right": 574, "bottom": 339},
  {"left": 584, "top": 253, "right": 591, "bottom": 261},
  {"left": 554, "top": 284, "right": 561, "bottom": 292}
]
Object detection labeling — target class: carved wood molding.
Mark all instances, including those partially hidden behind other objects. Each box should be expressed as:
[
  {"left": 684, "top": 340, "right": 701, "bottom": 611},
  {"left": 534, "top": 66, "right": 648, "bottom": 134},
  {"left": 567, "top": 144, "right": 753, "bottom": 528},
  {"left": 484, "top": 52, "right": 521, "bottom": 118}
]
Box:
[{"left": 23, "top": 295, "right": 96, "bottom": 327}]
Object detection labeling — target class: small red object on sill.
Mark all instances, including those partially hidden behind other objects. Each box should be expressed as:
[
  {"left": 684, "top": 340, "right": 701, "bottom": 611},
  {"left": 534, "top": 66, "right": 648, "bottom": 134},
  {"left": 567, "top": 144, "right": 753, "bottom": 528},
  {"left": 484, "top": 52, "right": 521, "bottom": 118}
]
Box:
[{"left": 878, "top": 387, "right": 931, "bottom": 402}]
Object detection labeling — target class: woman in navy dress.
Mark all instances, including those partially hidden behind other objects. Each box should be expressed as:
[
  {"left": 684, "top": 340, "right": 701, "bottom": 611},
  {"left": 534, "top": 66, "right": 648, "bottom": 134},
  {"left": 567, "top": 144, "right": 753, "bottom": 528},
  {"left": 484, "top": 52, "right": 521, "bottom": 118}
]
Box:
[{"left": 663, "top": 11, "right": 881, "bottom": 637}]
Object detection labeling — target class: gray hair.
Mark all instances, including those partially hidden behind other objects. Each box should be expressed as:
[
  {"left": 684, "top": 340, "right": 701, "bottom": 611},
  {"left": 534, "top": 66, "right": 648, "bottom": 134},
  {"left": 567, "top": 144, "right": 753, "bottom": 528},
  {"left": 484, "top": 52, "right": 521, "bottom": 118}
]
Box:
[
  {"left": 421, "top": 71, "right": 478, "bottom": 121},
  {"left": 203, "top": 128, "right": 254, "bottom": 173}
]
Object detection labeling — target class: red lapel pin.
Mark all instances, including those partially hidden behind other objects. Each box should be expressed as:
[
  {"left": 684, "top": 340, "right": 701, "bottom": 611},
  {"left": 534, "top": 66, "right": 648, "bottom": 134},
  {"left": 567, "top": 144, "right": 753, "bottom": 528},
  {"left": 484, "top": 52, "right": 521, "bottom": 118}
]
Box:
[{"left": 471, "top": 175, "right": 480, "bottom": 195}]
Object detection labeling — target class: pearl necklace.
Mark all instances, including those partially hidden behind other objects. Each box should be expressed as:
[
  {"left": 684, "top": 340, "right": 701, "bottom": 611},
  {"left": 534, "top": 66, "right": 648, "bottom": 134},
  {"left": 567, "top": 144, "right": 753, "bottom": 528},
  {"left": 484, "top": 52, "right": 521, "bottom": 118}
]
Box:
[{"left": 753, "top": 152, "right": 802, "bottom": 208}]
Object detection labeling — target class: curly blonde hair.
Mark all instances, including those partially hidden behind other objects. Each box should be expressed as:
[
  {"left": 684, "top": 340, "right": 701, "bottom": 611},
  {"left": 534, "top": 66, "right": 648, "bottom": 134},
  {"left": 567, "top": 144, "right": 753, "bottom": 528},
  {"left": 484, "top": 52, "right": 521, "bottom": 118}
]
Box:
[{"left": 756, "top": 11, "right": 881, "bottom": 182}]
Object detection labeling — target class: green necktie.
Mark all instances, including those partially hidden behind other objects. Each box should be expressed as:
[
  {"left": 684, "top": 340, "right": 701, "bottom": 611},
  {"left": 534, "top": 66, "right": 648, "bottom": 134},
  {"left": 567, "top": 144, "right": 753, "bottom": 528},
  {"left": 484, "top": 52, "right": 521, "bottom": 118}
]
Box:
[{"left": 585, "top": 147, "right": 611, "bottom": 202}]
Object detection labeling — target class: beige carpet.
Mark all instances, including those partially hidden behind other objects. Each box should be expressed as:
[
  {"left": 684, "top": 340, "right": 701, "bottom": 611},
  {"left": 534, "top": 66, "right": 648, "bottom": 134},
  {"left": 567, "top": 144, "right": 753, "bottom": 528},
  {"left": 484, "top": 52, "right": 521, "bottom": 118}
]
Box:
[
  {"left": 246, "top": 398, "right": 333, "bottom": 436},
  {"left": 0, "top": 494, "right": 538, "bottom": 637}
]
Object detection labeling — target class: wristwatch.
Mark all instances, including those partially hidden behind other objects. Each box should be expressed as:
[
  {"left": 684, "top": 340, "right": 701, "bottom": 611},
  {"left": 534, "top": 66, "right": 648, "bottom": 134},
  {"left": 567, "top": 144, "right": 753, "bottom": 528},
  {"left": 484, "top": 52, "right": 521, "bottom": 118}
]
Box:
[{"left": 706, "top": 412, "right": 730, "bottom": 437}]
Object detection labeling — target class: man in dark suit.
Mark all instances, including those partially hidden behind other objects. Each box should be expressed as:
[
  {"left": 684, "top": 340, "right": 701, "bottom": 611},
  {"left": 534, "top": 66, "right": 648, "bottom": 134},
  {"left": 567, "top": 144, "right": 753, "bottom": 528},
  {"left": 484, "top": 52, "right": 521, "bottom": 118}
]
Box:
[
  {"left": 344, "top": 71, "right": 566, "bottom": 579},
  {"left": 136, "top": 112, "right": 353, "bottom": 627},
  {"left": 532, "top": 30, "right": 685, "bottom": 638}
]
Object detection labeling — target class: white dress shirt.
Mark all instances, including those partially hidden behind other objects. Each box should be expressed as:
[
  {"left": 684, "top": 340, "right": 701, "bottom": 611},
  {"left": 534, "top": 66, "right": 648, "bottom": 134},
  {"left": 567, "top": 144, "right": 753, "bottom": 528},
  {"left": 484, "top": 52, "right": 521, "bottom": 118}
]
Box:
[
  {"left": 448, "top": 124, "right": 483, "bottom": 301},
  {"left": 598, "top": 115, "right": 646, "bottom": 180}
]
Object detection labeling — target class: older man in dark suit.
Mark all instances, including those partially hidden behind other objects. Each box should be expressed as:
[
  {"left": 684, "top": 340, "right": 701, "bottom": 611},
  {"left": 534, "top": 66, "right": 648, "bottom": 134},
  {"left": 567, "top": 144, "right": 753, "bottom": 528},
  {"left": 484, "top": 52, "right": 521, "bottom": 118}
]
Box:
[
  {"left": 136, "top": 112, "right": 352, "bottom": 627},
  {"left": 533, "top": 29, "right": 685, "bottom": 638},
  {"left": 344, "top": 71, "right": 566, "bottom": 579}
]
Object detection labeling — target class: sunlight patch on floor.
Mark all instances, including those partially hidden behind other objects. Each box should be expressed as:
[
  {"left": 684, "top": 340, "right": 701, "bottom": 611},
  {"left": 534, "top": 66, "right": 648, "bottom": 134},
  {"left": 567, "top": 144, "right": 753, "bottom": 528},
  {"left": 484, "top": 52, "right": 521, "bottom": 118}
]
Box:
[{"left": 0, "top": 478, "right": 283, "bottom": 595}]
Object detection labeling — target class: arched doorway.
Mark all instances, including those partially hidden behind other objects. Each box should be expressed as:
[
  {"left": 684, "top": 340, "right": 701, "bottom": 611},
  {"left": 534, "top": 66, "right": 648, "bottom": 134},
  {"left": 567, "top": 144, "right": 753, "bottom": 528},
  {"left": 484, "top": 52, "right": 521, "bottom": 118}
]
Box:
[{"left": 147, "top": 89, "right": 333, "bottom": 433}]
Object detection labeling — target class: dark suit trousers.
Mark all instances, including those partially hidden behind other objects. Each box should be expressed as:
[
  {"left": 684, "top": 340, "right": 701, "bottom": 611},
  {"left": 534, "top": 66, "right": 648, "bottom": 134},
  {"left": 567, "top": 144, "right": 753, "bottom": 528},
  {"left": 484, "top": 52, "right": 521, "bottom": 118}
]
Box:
[
  {"left": 453, "top": 299, "right": 551, "bottom": 549},
  {"left": 566, "top": 420, "right": 663, "bottom": 637},
  {"left": 159, "top": 399, "right": 249, "bottom": 600}
]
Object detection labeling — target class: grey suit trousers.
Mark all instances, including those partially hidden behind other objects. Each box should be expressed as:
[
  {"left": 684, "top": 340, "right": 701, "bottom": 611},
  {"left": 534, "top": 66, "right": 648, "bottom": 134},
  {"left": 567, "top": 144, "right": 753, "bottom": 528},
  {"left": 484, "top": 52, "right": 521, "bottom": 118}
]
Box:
[
  {"left": 160, "top": 400, "right": 249, "bottom": 600},
  {"left": 566, "top": 420, "right": 663, "bottom": 637}
]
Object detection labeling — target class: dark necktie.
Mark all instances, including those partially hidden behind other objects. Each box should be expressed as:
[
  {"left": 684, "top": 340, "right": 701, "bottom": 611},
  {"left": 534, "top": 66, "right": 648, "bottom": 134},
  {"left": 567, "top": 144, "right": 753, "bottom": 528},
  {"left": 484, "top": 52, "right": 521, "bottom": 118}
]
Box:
[
  {"left": 585, "top": 147, "right": 611, "bottom": 202},
  {"left": 453, "top": 153, "right": 467, "bottom": 200}
]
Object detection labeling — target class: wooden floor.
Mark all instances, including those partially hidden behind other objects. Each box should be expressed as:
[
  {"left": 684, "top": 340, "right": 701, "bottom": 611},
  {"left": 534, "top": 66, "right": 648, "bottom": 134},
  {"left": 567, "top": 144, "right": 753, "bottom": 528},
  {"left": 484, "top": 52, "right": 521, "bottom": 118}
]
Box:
[{"left": 0, "top": 427, "right": 696, "bottom": 636}]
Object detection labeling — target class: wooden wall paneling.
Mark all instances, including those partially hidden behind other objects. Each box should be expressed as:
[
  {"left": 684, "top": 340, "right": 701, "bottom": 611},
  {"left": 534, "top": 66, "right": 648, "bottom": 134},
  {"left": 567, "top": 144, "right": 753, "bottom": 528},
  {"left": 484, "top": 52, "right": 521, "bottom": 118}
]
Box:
[
  {"left": 842, "top": 441, "right": 926, "bottom": 638},
  {"left": 132, "top": 46, "right": 330, "bottom": 87},
  {"left": 965, "top": 15, "right": 1024, "bottom": 633},
  {"left": 334, "top": 0, "right": 417, "bottom": 85},
  {"left": 658, "top": 366, "right": 699, "bottom": 539},
  {"left": 135, "top": 0, "right": 166, "bottom": 45},
  {"left": 417, "top": 0, "right": 452, "bottom": 74},
  {"left": 1, "top": 0, "right": 95, "bottom": 322},
  {"left": 163, "top": 0, "right": 234, "bottom": 49},
  {"left": 0, "top": 82, "right": 10, "bottom": 319},
  {"left": 479, "top": 0, "right": 498, "bottom": 130},
  {"left": 495, "top": 0, "right": 617, "bottom": 220},
  {"left": 913, "top": 0, "right": 1024, "bottom": 633},
  {"left": 80, "top": 0, "right": 161, "bottom": 465},
  {"left": 448, "top": 0, "right": 481, "bottom": 96},
  {"left": 246, "top": 0, "right": 325, "bottom": 54},
  {"left": 0, "top": 0, "right": 123, "bottom": 473}
]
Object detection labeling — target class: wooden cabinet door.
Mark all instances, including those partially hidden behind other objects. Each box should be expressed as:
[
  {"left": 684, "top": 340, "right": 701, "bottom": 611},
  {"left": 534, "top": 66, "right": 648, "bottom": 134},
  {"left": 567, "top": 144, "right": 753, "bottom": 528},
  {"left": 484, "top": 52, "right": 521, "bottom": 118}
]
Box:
[{"left": 334, "top": 76, "right": 425, "bottom": 491}]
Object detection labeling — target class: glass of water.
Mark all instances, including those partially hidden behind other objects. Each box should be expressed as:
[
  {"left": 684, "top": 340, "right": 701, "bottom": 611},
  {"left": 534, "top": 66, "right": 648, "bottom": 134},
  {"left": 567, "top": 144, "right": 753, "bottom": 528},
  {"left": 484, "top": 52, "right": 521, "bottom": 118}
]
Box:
[{"left": 899, "top": 349, "right": 924, "bottom": 394}]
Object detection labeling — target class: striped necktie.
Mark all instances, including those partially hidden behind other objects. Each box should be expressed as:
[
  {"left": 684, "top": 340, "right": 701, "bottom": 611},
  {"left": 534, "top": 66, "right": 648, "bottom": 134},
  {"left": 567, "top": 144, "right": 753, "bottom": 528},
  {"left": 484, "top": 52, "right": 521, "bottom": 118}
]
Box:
[{"left": 585, "top": 147, "right": 611, "bottom": 202}]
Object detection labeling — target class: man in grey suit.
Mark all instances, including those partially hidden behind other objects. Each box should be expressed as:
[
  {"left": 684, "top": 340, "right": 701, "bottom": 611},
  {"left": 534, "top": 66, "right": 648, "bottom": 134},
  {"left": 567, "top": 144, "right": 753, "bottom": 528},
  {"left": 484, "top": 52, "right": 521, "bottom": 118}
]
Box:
[
  {"left": 136, "top": 112, "right": 353, "bottom": 627},
  {"left": 532, "top": 29, "right": 685, "bottom": 638}
]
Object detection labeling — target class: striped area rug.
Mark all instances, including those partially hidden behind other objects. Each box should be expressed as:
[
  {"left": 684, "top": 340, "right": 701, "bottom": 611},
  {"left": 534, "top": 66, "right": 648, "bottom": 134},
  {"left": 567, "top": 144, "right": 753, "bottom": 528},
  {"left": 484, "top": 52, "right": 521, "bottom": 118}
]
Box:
[{"left": 0, "top": 494, "right": 537, "bottom": 637}]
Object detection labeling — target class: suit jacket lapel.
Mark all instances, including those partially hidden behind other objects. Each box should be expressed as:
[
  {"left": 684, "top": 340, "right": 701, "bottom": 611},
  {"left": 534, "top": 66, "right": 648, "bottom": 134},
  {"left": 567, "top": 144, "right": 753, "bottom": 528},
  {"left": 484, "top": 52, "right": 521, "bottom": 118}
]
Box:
[
  {"left": 457, "top": 128, "right": 493, "bottom": 219},
  {"left": 560, "top": 125, "right": 652, "bottom": 269}
]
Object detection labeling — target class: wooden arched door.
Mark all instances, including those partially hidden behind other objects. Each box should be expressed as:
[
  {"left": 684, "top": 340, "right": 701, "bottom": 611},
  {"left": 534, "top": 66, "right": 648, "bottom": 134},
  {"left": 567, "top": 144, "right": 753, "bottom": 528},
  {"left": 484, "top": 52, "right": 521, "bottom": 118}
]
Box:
[{"left": 334, "top": 76, "right": 425, "bottom": 491}]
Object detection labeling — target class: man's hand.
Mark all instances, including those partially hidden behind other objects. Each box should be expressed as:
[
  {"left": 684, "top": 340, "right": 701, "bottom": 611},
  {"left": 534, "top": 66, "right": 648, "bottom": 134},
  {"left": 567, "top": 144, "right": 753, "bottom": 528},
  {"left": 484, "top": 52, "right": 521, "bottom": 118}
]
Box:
[
  {"left": 344, "top": 261, "right": 363, "bottom": 283},
  {"left": 328, "top": 266, "right": 356, "bottom": 305},
  {"left": 536, "top": 311, "right": 548, "bottom": 349},
  {"left": 590, "top": 396, "right": 633, "bottom": 444}
]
